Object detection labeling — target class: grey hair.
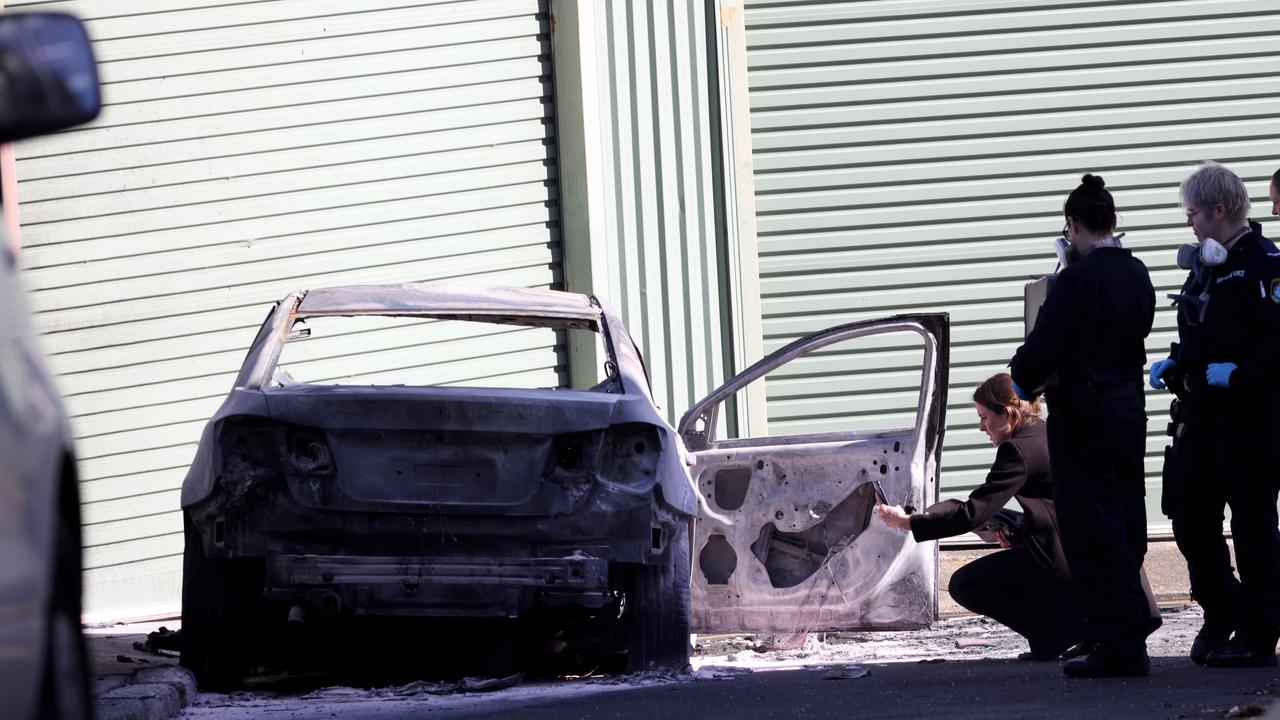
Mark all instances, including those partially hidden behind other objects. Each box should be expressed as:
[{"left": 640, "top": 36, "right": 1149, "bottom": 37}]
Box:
[{"left": 1180, "top": 161, "right": 1251, "bottom": 222}]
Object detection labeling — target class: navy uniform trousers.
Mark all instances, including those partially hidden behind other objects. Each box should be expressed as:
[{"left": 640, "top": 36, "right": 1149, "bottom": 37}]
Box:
[
  {"left": 1165, "top": 404, "right": 1280, "bottom": 647},
  {"left": 1047, "top": 390, "right": 1151, "bottom": 654}
]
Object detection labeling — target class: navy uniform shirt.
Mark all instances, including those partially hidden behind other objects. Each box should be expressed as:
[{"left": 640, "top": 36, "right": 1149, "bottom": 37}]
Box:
[
  {"left": 1170, "top": 220, "right": 1280, "bottom": 412},
  {"left": 1012, "top": 245, "right": 1155, "bottom": 397}
]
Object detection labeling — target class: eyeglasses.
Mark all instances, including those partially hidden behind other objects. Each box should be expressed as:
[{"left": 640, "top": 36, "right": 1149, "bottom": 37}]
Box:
[
  {"left": 1062, "top": 221, "right": 1070, "bottom": 238},
  {"left": 1184, "top": 208, "right": 1204, "bottom": 220}
]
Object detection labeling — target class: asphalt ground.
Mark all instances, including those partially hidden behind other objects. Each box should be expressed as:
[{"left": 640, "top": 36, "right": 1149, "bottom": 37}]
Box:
[
  {"left": 87, "top": 539, "right": 1241, "bottom": 720},
  {"left": 173, "top": 648, "right": 1280, "bottom": 720},
  {"left": 169, "top": 606, "right": 1280, "bottom": 720},
  {"left": 415, "top": 658, "right": 1279, "bottom": 720}
]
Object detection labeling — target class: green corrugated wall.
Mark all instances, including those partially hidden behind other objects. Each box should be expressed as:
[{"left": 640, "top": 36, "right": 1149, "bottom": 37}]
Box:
[
  {"left": 561, "top": 0, "right": 741, "bottom": 425},
  {"left": 12, "top": 0, "right": 563, "bottom": 618},
  {"left": 742, "top": 0, "right": 1280, "bottom": 529}
]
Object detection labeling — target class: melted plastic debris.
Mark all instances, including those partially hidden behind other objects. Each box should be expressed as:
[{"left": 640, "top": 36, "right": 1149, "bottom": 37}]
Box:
[{"left": 819, "top": 664, "right": 871, "bottom": 680}]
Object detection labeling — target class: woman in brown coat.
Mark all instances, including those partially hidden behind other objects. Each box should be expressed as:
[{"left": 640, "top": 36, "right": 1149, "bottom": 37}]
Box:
[{"left": 877, "top": 373, "right": 1083, "bottom": 660}]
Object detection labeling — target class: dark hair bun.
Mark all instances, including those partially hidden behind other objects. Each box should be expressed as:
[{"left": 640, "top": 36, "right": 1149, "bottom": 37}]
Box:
[{"left": 1065, "top": 173, "right": 1116, "bottom": 232}]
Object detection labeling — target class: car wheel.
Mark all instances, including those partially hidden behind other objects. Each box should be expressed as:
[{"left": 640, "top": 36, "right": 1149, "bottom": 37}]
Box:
[
  {"left": 180, "top": 513, "right": 265, "bottom": 690},
  {"left": 36, "top": 466, "right": 90, "bottom": 720},
  {"left": 618, "top": 517, "right": 691, "bottom": 673}
]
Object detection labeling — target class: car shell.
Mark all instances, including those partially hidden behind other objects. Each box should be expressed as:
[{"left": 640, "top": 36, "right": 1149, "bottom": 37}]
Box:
[{"left": 179, "top": 283, "right": 699, "bottom": 685}]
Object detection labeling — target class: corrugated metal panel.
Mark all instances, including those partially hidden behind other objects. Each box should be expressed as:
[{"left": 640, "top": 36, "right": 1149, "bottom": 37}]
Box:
[
  {"left": 744, "top": 0, "right": 1280, "bottom": 527},
  {"left": 10, "top": 0, "right": 562, "bottom": 617},
  {"left": 586, "top": 0, "right": 735, "bottom": 422}
]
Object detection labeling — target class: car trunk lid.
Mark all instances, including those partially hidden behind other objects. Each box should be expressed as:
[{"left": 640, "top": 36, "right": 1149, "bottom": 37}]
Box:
[{"left": 259, "top": 385, "right": 624, "bottom": 514}]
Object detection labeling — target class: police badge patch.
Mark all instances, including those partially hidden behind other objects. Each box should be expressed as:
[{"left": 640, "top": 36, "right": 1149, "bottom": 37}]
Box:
[{"left": 1271, "top": 278, "right": 1280, "bottom": 304}]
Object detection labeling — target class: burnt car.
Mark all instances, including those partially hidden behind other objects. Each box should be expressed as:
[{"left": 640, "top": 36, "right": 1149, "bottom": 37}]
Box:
[
  {"left": 0, "top": 12, "right": 102, "bottom": 720},
  {"left": 180, "top": 284, "right": 699, "bottom": 687},
  {"left": 180, "top": 282, "right": 948, "bottom": 688}
]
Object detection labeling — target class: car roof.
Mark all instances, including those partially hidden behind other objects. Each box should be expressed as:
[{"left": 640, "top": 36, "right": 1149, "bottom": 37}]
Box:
[{"left": 294, "top": 283, "right": 603, "bottom": 328}]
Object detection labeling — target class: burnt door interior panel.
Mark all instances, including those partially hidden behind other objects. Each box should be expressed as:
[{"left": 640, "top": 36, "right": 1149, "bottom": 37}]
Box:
[
  {"left": 688, "top": 434, "right": 932, "bottom": 633},
  {"left": 748, "top": 478, "right": 876, "bottom": 589},
  {"left": 678, "top": 315, "right": 949, "bottom": 634}
]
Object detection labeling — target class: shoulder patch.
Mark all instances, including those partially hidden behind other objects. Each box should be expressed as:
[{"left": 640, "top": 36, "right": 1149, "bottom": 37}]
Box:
[{"left": 1270, "top": 278, "right": 1280, "bottom": 304}]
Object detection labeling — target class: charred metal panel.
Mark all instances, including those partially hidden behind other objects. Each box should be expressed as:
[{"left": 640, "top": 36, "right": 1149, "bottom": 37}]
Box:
[
  {"left": 281, "top": 425, "right": 598, "bottom": 516},
  {"left": 185, "top": 287, "right": 700, "bottom": 517},
  {"left": 263, "top": 386, "right": 623, "bottom": 435},
  {"left": 688, "top": 435, "right": 934, "bottom": 632},
  {"left": 267, "top": 554, "right": 609, "bottom": 591},
  {"left": 296, "top": 284, "right": 601, "bottom": 327},
  {"left": 678, "top": 314, "right": 948, "bottom": 633}
]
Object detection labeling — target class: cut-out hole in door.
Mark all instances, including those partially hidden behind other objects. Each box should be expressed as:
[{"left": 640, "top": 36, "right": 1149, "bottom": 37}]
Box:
[
  {"left": 700, "top": 534, "right": 737, "bottom": 585},
  {"left": 749, "top": 482, "right": 877, "bottom": 588},
  {"left": 713, "top": 467, "right": 751, "bottom": 510}
]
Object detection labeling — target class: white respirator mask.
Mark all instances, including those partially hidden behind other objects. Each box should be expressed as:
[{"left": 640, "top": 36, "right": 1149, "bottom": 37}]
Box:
[
  {"left": 1052, "top": 236, "right": 1073, "bottom": 268},
  {"left": 1201, "top": 237, "right": 1229, "bottom": 266},
  {"left": 1052, "top": 231, "right": 1124, "bottom": 269},
  {"left": 1176, "top": 238, "right": 1228, "bottom": 270}
]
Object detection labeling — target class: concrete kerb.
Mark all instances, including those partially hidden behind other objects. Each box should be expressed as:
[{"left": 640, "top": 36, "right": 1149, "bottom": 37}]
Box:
[
  {"left": 93, "top": 667, "right": 193, "bottom": 720},
  {"left": 95, "top": 684, "right": 182, "bottom": 720},
  {"left": 86, "top": 620, "right": 193, "bottom": 720}
]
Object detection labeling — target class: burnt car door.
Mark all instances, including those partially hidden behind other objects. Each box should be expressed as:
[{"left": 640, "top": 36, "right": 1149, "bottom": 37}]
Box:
[{"left": 677, "top": 314, "right": 948, "bottom": 634}]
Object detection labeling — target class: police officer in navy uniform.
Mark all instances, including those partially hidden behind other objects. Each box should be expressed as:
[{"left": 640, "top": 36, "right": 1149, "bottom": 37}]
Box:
[
  {"left": 1011, "top": 174, "right": 1157, "bottom": 678},
  {"left": 1150, "top": 161, "right": 1280, "bottom": 667}
]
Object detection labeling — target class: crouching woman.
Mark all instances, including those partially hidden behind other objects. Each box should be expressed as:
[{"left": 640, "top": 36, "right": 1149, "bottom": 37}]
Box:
[{"left": 876, "top": 373, "right": 1082, "bottom": 660}]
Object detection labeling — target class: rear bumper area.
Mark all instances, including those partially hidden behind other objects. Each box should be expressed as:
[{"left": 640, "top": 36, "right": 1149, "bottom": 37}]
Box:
[
  {"left": 267, "top": 554, "right": 609, "bottom": 592},
  {"left": 262, "top": 553, "right": 616, "bottom": 618},
  {"left": 193, "top": 479, "right": 669, "bottom": 565}
]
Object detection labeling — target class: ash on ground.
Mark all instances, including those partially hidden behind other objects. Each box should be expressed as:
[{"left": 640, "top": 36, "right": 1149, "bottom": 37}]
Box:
[
  {"left": 180, "top": 605, "right": 1222, "bottom": 719},
  {"left": 692, "top": 604, "right": 1204, "bottom": 670}
]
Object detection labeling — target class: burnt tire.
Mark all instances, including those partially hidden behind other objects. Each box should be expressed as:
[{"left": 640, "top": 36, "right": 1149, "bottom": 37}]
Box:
[
  {"left": 618, "top": 518, "right": 691, "bottom": 673},
  {"left": 36, "top": 460, "right": 90, "bottom": 720},
  {"left": 180, "top": 514, "right": 265, "bottom": 690}
]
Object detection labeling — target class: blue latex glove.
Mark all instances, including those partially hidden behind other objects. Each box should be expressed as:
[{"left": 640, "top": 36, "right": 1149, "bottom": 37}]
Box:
[
  {"left": 1011, "top": 379, "right": 1034, "bottom": 401},
  {"left": 1149, "top": 358, "right": 1177, "bottom": 390},
  {"left": 1207, "top": 362, "right": 1237, "bottom": 388}
]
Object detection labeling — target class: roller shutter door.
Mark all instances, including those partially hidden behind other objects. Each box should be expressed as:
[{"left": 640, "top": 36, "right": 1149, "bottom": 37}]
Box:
[
  {"left": 744, "top": 0, "right": 1280, "bottom": 529},
  {"left": 9, "top": 0, "right": 561, "bottom": 617}
]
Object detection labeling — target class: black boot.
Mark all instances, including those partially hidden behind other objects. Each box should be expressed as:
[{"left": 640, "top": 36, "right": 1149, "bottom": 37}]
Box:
[
  {"left": 1204, "top": 636, "right": 1277, "bottom": 668},
  {"left": 1059, "top": 641, "right": 1095, "bottom": 660},
  {"left": 1063, "top": 647, "right": 1150, "bottom": 678},
  {"left": 1189, "top": 624, "right": 1232, "bottom": 665}
]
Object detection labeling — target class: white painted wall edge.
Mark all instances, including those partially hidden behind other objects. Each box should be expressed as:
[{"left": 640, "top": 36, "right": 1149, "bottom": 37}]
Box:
[
  {"left": 712, "top": 0, "right": 766, "bottom": 438},
  {"left": 550, "top": 0, "right": 613, "bottom": 390},
  {"left": 83, "top": 602, "right": 181, "bottom": 627}
]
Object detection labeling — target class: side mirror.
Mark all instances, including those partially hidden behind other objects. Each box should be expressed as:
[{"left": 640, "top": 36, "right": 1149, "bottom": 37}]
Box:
[{"left": 0, "top": 12, "right": 101, "bottom": 144}]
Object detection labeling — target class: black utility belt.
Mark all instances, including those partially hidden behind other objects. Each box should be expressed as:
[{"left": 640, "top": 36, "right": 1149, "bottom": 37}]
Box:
[
  {"left": 1048, "top": 379, "right": 1142, "bottom": 403},
  {"left": 1086, "top": 379, "right": 1144, "bottom": 399}
]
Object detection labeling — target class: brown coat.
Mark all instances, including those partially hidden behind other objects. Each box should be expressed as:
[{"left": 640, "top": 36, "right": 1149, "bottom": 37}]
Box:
[{"left": 909, "top": 421, "right": 1069, "bottom": 583}]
